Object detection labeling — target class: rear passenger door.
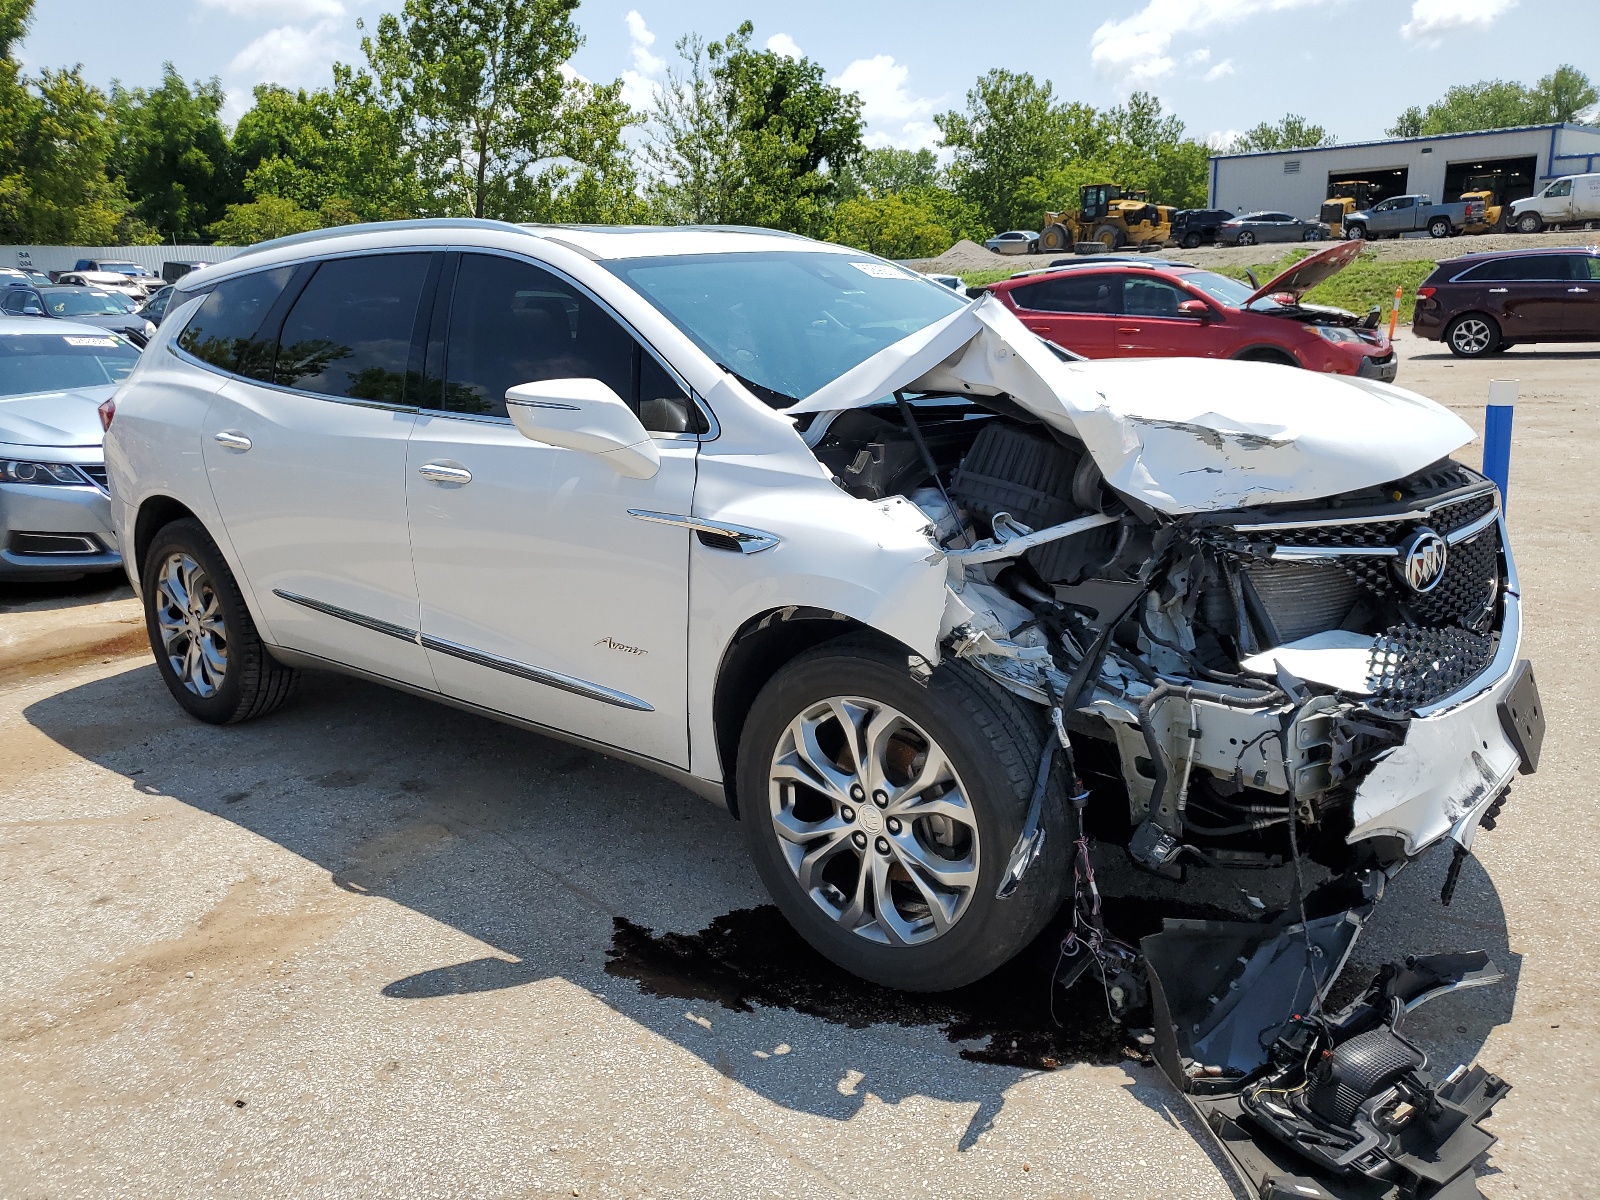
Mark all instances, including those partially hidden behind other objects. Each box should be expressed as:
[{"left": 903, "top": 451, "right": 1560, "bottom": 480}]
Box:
[
  {"left": 1006, "top": 273, "right": 1121, "bottom": 357},
  {"left": 404, "top": 251, "right": 701, "bottom": 768},
  {"left": 198, "top": 252, "right": 439, "bottom": 690},
  {"left": 1563, "top": 254, "right": 1600, "bottom": 336}
]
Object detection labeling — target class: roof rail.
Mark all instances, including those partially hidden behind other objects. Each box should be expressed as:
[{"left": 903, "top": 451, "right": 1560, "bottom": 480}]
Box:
[{"left": 228, "top": 217, "right": 532, "bottom": 261}]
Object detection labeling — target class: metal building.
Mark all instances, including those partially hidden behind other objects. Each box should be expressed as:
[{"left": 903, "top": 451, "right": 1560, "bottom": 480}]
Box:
[{"left": 1208, "top": 122, "right": 1600, "bottom": 220}]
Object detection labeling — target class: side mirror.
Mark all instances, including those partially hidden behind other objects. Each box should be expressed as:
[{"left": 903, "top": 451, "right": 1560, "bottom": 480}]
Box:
[
  {"left": 505, "top": 377, "right": 660, "bottom": 480},
  {"left": 1177, "top": 299, "right": 1210, "bottom": 319},
  {"left": 21, "top": 303, "right": 42, "bottom": 315}
]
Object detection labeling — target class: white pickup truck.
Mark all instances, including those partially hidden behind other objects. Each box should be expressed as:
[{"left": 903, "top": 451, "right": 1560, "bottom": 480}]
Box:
[
  {"left": 1343, "top": 193, "right": 1486, "bottom": 240},
  {"left": 1509, "top": 172, "right": 1600, "bottom": 233}
]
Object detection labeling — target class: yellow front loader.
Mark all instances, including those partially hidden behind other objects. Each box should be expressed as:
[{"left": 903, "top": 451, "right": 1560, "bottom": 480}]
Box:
[{"left": 1037, "top": 184, "right": 1173, "bottom": 252}]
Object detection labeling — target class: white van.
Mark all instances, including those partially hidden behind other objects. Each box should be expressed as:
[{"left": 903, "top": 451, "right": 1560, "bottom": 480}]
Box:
[{"left": 1509, "top": 172, "right": 1600, "bottom": 232}]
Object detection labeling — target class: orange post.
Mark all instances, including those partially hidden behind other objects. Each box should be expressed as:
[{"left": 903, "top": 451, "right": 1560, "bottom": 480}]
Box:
[{"left": 1388, "top": 285, "right": 1403, "bottom": 341}]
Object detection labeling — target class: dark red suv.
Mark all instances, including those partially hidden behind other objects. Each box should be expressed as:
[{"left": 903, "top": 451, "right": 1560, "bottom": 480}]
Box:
[
  {"left": 981, "top": 240, "right": 1397, "bottom": 381},
  {"left": 1412, "top": 247, "right": 1600, "bottom": 357}
]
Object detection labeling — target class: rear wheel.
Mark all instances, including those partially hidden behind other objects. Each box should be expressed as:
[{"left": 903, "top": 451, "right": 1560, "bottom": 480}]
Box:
[
  {"left": 737, "top": 636, "right": 1068, "bottom": 992},
  {"left": 1427, "top": 217, "right": 1452, "bottom": 238},
  {"left": 142, "top": 519, "right": 298, "bottom": 724},
  {"left": 1446, "top": 314, "right": 1501, "bottom": 357}
]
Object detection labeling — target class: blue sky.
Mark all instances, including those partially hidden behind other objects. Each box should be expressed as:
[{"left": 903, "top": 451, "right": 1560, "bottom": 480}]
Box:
[{"left": 17, "top": 0, "right": 1598, "bottom": 149}]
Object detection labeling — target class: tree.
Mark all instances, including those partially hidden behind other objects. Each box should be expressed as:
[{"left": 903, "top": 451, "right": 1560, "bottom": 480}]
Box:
[
  {"left": 0, "top": 2, "right": 145, "bottom": 243},
  {"left": 207, "top": 194, "right": 323, "bottom": 245},
  {"left": 363, "top": 0, "right": 640, "bottom": 222},
  {"left": 836, "top": 147, "right": 939, "bottom": 199},
  {"left": 827, "top": 186, "right": 986, "bottom": 259},
  {"left": 935, "top": 70, "right": 1092, "bottom": 234},
  {"left": 1231, "top": 113, "right": 1336, "bottom": 152},
  {"left": 109, "top": 65, "right": 239, "bottom": 240},
  {"left": 1386, "top": 68, "right": 1596, "bottom": 137},
  {"left": 644, "top": 22, "right": 862, "bottom": 235}
]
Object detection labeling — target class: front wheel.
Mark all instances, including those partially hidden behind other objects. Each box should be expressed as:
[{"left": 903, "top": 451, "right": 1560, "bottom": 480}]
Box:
[
  {"left": 1180, "top": 231, "right": 1202, "bottom": 249},
  {"left": 1345, "top": 224, "right": 1366, "bottom": 240},
  {"left": 737, "top": 636, "right": 1067, "bottom": 992},
  {"left": 142, "top": 519, "right": 298, "bottom": 724},
  {"left": 1303, "top": 228, "right": 1322, "bottom": 241},
  {"left": 1236, "top": 230, "right": 1256, "bottom": 246},
  {"left": 1446, "top": 314, "right": 1501, "bottom": 358},
  {"left": 1515, "top": 212, "right": 1542, "bottom": 234}
]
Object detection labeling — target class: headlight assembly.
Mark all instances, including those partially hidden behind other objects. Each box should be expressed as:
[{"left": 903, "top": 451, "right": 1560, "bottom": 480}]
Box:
[
  {"left": 1313, "top": 325, "right": 1363, "bottom": 344},
  {"left": 0, "top": 459, "right": 90, "bottom": 485}
]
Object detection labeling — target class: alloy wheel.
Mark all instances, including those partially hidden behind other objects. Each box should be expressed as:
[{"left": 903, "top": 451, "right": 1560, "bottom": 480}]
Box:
[
  {"left": 1451, "top": 319, "right": 1493, "bottom": 355},
  {"left": 153, "top": 551, "right": 228, "bottom": 697},
  {"left": 767, "top": 696, "right": 980, "bottom": 947}
]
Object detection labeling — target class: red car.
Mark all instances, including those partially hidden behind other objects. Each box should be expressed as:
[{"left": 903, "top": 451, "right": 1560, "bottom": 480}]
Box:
[{"left": 981, "top": 240, "right": 1397, "bottom": 381}]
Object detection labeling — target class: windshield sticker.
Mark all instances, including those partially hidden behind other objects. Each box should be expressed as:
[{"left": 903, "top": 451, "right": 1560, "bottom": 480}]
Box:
[
  {"left": 850, "top": 261, "right": 911, "bottom": 280},
  {"left": 63, "top": 336, "right": 117, "bottom": 347}
]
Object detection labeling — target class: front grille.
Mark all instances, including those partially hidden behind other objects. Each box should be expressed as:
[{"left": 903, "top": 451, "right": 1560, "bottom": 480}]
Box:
[
  {"left": 1411, "top": 522, "right": 1499, "bottom": 629},
  {"left": 1367, "top": 626, "right": 1495, "bottom": 714},
  {"left": 80, "top": 464, "right": 109, "bottom": 491}
]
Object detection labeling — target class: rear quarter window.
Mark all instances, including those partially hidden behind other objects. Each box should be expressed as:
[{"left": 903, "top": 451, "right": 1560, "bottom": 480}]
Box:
[{"left": 176, "top": 267, "right": 296, "bottom": 379}]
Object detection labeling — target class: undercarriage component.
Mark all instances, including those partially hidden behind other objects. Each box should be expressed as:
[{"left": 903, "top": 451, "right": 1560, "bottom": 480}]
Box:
[{"left": 1143, "top": 908, "right": 1510, "bottom": 1200}]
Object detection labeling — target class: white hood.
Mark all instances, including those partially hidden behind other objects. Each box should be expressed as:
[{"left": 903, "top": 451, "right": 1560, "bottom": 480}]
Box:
[{"left": 786, "top": 295, "right": 1473, "bottom": 514}]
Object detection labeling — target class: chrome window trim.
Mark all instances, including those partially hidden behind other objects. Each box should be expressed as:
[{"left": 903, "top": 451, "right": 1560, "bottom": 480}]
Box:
[
  {"left": 272, "top": 586, "right": 653, "bottom": 711},
  {"left": 169, "top": 343, "right": 422, "bottom": 415}
]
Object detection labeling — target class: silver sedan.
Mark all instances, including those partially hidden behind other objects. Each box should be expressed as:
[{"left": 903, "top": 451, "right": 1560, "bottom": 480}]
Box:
[
  {"left": 1218, "top": 212, "right": 1331, "bottom": 246},
  {"left": 984, "top": 230, "right": 1039, "bottom": 255},
  {"left": 0, "top": 317, "right": 139, "bottom": 580}
]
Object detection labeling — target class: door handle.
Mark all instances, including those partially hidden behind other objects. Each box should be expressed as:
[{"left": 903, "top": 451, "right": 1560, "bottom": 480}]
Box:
[
  {"left": 213, "top": 430, "right": 252, "bottom": 452},
  {"left": 1570, "top": 287, "right": 1590, "bottom": 293},
  {"left": 418, "top": 461, "right": 472, "bottom": 486},
  {"left": 1116, "top": 326, "right": 1141, "bottom": 334},
  {"left": 1488, "top": 288, "right": 1508, "bottom": 293}
]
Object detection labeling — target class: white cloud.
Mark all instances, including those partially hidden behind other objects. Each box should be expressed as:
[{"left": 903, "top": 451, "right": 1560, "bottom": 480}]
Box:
[
  {"left": 1090, "top": 0, "right": 1317, "bottom": 86},
  {"left": 202, "top": 0, "right": 343, "bottom": 18},
  {"left": 766, "top": 32, "right": 803, "bottom": 59},
  {"left": 1400, "top": 0, "right": 1517, "bottom": 42},
  {"left": 228, "top": 18, "right": 347, "bottom": 90},
  {"left": 1207, "top": 129, "right": 1242, "bottom": 150},
  {"left": 1203, "top": 59, "right": 1235, "bottom": 81},
  {"left": 1186, "top": 47, "right": 1211, "bottom": 65},
  {"left": 620, "top": 10, "right": 664, "bottom": 112},
  {"left": 831, "top": 55, "right": 944, "bottom": 151}
]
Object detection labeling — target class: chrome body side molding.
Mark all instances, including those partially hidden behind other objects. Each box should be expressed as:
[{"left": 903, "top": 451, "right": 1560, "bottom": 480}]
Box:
[{"left": 627, "top": 509, "right": 781, "bottom": 554}]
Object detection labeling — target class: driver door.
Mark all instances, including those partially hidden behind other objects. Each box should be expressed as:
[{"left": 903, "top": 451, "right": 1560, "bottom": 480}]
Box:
[{"left": 404, "top": 252, "right": 702, "bottom": 768}]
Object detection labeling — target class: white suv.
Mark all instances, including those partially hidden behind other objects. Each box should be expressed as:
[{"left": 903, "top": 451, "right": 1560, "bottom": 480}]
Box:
[{"left": 105, "top": 219, "right": 1540, "bottom": 1002}]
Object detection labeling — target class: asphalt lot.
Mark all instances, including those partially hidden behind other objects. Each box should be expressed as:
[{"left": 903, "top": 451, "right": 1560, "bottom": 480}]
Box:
[{"left": 3, "top": 333, "right": 1597, "bottom": 1199}]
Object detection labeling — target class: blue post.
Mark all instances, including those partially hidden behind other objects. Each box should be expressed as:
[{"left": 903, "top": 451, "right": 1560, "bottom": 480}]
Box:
[{"left": 1483, "top": 379, "right": 1516, "bottom": 513}]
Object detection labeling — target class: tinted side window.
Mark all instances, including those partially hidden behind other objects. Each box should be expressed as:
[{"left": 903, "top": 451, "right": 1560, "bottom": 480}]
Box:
[
  {"left": 1010, "top": 274, "right": 1120, "bottom": 314},
  {"left": 1123, "top": 277, "right": 1188, "bottom": 317},
  {"left": 438, "top": 253, "right": 634, "bottom": 419},
  {"left": 274, "top": 254, "right": 431, "bottom": 402},
  {"left": 1586, "top": 256, "right": 1600, "bottom": 281},
  {"left": 176, "top": 267, "right": 295, "bottom": 380}
]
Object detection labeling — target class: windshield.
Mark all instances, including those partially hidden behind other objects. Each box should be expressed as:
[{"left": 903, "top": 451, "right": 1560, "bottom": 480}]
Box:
[
  {"left": 98, "top": 262, "right": 148, "bottom": 276},
  {"left": 0, "top": 333, "right": 140, "bottom": 397},
  {"left": 1178, "top": 270, "right": 1259, "bottom": 308},
  {"left": 48, "top": 290, "right": 135, "bottom": 316},
  {"left": 603, "top": 250, "right": 966, "bottom": 406}
]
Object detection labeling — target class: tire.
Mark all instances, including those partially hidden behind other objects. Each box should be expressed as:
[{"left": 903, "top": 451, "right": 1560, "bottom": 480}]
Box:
[
  {"left": 1445, "top": 313, "right": 1501, "bottom": 358},
  {"left": 1238, "top": 348, "right": 1300, "bottom": 367},
  {"left": 142, "top": 518, "right": 298, "bottom": 724},
  {"left": 1302, "top": 228, "right": 1322, "bottom": 241},
  {"left": 1427, "top": 217, "right": 1452, "bottom": 239},
  {"left": 1092, "top": 224, "right": 1127, "bottom": 250},
  {"left": 1491, "top": 341, "right": 1515, "bottom": 354},
  {"left": 736, "top": 635, "right": 1068, "bottom": 992},
  {"left": 1180, "top": 231, "right": 1202, "bottom": 249},
  {"left": 1345, "top": 224, "right": 1366, "bottom": 240},
  {"left": 1515, "top": 212, "right": 1542, "bottom": 234},
  {"left": 1236, "top": 230, "right": 1256, "bottom": 246},
  {"left": 1038, "top": 224, "right": 1070, "bottom": 252}
]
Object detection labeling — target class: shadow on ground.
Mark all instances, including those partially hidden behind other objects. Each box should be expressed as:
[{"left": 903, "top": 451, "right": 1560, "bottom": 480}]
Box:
[{"left": 22, "top": 661, "right": 1521, "bottom": 1169}]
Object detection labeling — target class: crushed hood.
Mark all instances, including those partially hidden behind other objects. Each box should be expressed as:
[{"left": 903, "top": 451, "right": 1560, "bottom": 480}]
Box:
[
  {"left": 785, "top": 294, "right": 1471, "bottom": 515},
  {"left": 0, "top": 385, "right": 115, "bottom": 448},
  {"left": 1244, "top": 238, "right": 1364, "bottom": 305}
]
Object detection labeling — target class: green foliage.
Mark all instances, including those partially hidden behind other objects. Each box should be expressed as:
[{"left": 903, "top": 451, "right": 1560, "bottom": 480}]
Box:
[
  {"left": 364, "top": 0, "right": 641, "bottom": 222},
  {"left": 827, "top": 186, "right": 985, "bottom": 259},
  {"left": 1388, "top": 65, "right": 1598, "bottom": 136},
  {"left": 937, "top": 75, "right": 1209, "bottom": 232},
  {"left": 646, "top": 22, "right": 862, "bottom": 236},
  {"left": 207, "top": 194, "right": 324, "bottom": 245},
  {"left": 109, "top": 65, "right": 239, "bottom": 241},
  {"left": 836, "top": 147, "right": 940, "bottom": 199},
  {"left": 1232, "top": 114, "right": 1336, "bottom": 152}
]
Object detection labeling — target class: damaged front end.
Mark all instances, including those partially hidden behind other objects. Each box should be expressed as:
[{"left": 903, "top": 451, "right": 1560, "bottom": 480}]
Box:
[{"left": 787, "top": 292, "right": 1544, "bottom": 1197}]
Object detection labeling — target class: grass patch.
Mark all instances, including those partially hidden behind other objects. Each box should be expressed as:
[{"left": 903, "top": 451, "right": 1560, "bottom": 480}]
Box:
[
  {"left": 959, "top": 251, "right": 1440, "bottom": 321},
  {"left": 1215, "top": 251, "right": 1437, "bottom": 322}
]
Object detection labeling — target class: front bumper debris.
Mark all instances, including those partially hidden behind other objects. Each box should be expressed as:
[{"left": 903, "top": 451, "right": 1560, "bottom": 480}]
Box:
[{"left": 1143, "top": 898, "right": 1510, "bottom": 1200}]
